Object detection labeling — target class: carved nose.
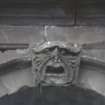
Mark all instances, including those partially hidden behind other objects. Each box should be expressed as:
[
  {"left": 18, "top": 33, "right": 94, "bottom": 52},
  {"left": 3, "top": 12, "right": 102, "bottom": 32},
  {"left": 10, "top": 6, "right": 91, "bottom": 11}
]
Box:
[
  {"left": 52, "top": 48, "right": 59, "bottom": 56},
  {"left": 54, "top": 56, "right": 59, "bottom": 62},
  {"left": 52, "top": 48, "right": 60, "bottom": 62}
]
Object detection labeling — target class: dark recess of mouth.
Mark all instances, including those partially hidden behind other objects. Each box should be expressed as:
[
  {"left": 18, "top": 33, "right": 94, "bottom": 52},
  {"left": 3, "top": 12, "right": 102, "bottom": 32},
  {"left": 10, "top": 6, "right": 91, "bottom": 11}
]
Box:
[{"left": 45, "top": 66, "right": 64, "bottom": 74}]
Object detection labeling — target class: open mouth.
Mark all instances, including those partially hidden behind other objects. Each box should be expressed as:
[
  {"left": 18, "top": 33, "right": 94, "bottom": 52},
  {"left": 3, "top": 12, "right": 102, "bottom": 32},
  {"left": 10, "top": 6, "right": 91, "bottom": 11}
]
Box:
[
  {"left": 41, "top": 60, "right": 68, "bottom": 85},
  {"left": 42, "top": 63, "right": 68, "bottom": 85},
  {"left": 45, "top": 65, "right": 65, "bottom": 74}
]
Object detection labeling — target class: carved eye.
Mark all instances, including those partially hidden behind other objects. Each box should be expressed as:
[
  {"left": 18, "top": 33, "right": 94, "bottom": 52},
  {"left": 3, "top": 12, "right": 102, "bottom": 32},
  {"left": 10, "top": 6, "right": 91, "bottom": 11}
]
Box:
[
  {"left": 60, "top": 48, "right": 80, "bottom": 56},
  {"left": 60, "top": 48, "right": 71, "bottom": 56},
  {"left": 48, "top": 46, "right": 56, "bottom": 52},
  {"left": 41, "top": 48, "right": 49, "bottom": 53},
  {"left": 41, "top": 46, "right": 57, "bottom": 53}
]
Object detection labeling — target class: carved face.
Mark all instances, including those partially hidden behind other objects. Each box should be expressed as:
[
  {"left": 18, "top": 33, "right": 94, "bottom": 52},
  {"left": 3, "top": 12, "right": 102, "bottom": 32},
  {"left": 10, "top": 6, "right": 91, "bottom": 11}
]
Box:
[{"left": 32, "top": 41, "right": 81, "bottom": 86}]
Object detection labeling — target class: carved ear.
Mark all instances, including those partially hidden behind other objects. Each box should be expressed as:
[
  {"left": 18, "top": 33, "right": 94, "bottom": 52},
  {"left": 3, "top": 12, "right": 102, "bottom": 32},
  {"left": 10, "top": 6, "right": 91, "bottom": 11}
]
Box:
[{"left": 66, "top": 42, "right": 81, "bottom": 54}]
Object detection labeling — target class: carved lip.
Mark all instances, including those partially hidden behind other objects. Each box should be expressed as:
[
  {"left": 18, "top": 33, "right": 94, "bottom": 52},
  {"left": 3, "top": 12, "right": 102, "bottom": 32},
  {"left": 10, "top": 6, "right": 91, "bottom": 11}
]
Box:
[
  {"left": 44, "top": 59, "right": 66, "bottom": 75},
  {"left": 42, "top": 61, "right": 67, "bottom": 85},
  {"left": 45, "top": 65, "right": 65, "bottom": 74}
]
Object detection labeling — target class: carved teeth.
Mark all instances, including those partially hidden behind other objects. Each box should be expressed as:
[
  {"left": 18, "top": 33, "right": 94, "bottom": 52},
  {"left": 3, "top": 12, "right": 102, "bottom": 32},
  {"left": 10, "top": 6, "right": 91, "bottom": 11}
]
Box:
[
  {"left": 53, "top": 63, "right": 62, "bottom": 67},
  {"left": 47, "top": 63, "right": 64, "bottom": 67},
  {"left": 45, "top": 65, "right": 64, "bottom": 74}
]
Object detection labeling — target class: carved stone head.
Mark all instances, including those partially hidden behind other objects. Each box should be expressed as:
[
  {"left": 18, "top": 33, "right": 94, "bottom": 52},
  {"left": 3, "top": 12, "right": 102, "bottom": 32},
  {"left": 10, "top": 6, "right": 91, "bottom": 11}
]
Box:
[{"left": 32, "top": 41, "right": 81, "bottom": 86}]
